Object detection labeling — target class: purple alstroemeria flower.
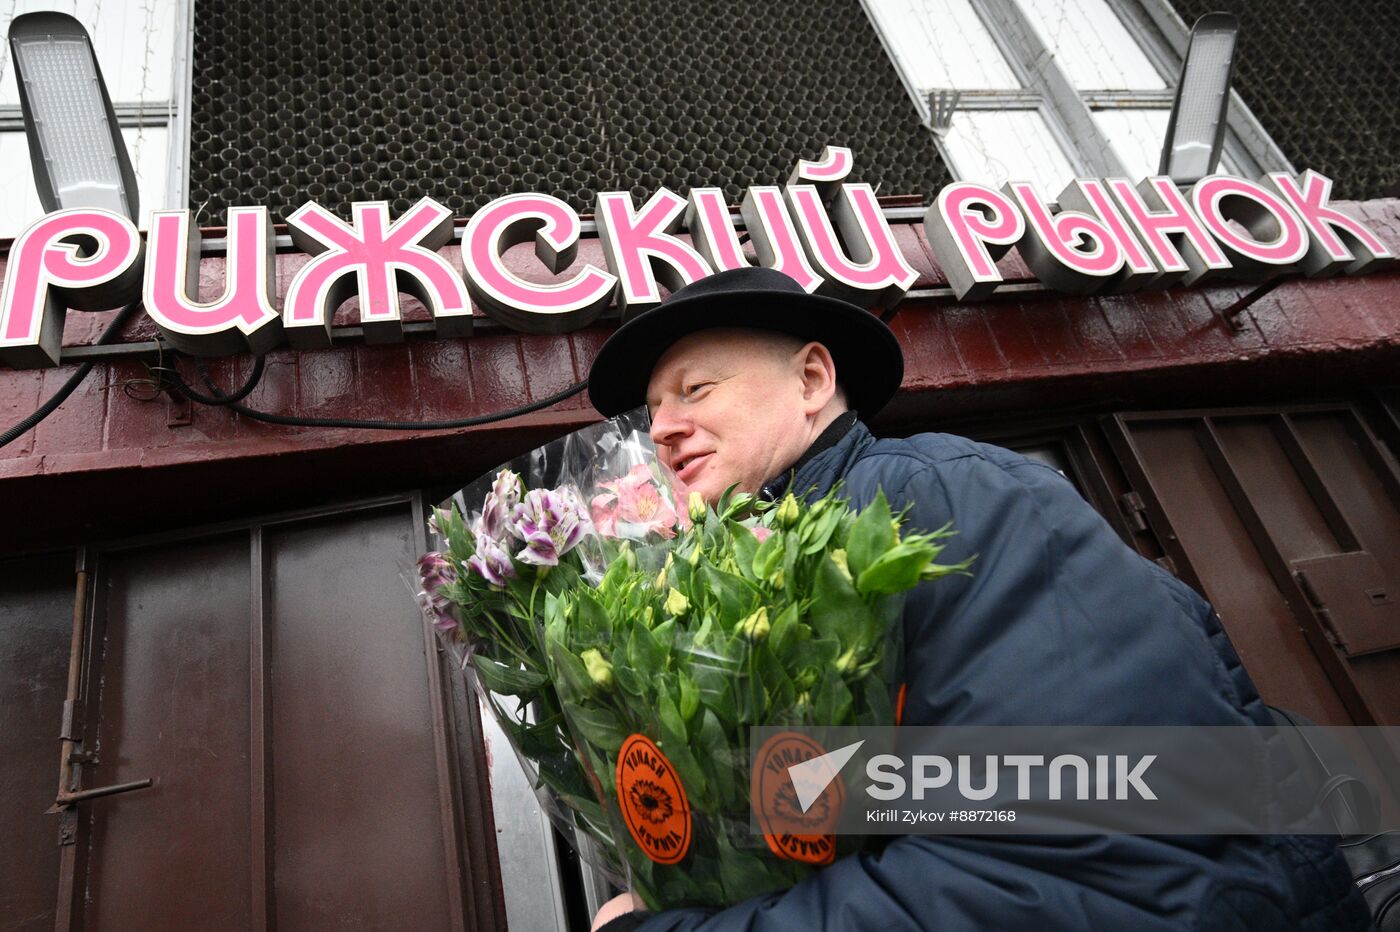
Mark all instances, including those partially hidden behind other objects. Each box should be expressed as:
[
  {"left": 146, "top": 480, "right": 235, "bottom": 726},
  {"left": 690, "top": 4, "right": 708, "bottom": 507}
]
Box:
[
  {"left": 467, "top": 533, "right": 517, "bottom": 587},
  {"left": 473, "top": 470, "right": 524, "bottom": 542},
  {"left": 508, "top": 486, "right": 592, "bottom": 567},
  {"left": 417, "top": 551, "right": 460, "bottom": 633}
]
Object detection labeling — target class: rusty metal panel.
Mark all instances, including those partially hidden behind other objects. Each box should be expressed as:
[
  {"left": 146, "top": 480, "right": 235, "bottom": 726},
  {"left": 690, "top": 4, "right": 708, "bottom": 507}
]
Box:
[
  {"left": 0, "top": 552, "right": 73, "bottom": 931},
  {"left": 265, "top": 505, "right": 458, "bottom": 930},
  {"left": 1114, "top": 418, "right": 1357, "bottom": 725},
  {"left": 1211, "top": 416, "right": 1345, "bottom": 561},
  {"left": 1294, "top": 552, "right": 1400, "bottom": 655},
  {"left": 83, "top": 534, "right": 253, "bottom": 930}
]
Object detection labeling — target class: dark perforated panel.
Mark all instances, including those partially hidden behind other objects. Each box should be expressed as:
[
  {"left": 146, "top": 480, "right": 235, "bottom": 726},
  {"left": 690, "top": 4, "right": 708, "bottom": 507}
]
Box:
[
  {"left": 1172, "top": 0, "right": 1400, "bottom": 199},
  {"left": 189, "top": 0, "right": 953, "bottom": 226}
]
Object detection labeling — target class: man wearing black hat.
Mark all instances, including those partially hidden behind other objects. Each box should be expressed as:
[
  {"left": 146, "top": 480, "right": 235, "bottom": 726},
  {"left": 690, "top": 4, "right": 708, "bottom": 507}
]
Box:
[{"left": 587, "top": 267, "right": 1368, "bottom": 932}]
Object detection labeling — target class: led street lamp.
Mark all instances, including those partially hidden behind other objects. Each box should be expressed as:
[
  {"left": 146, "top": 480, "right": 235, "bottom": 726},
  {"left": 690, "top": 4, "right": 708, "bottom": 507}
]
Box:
[
  {"left": 8, "top": 11, "right": 138, "bottom": 221},
  {"left": 1159, "top": 13, "right": 1239, "bottom": 186}
]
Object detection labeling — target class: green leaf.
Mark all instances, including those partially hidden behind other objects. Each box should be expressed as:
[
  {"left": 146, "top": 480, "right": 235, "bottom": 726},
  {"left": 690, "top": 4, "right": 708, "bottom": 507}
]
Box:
[
  {"left": 808, "top": 551, "right": 871, "bottom": 648},
  {"left": 790, "top": 637, "right": 841, "bottom": 674},
  {"left": 751, "top": 531, "right": 783, "bottom": 581},
  {"left": 598, "top": 548, "right": 634, "bottom": 592},
  {"left": 703, "top": 565, "right": 758, "bottom": 626},
  {"left": 856, "top": 541, "right": 939, "bottom": 596},
  {"left": 678, "top": 673, "right": 700, "bottom": 723},
  {"left": 813, "top": 666, "right": 854, "bottom": 724},
  {"left": 717, "top": 832, "right": 788, "bottom": 903},
  {"left": 737, "top": 651, "right": 766, "bottom": 724},
  {"left": 574, "top": 589, "right": 611, "bottom": 641},
  {"left": 470, "top": 654, "right": 549, "bottom": 696},
  {"left": 614, "top": 662, "right": 646, "bottom": 698},
  {"left": 695, "top": 665, "right": 737, "bottom": 727},
  {"left": 566, "top": 705, "right": 630, "bottom": 752},
  {"left": 800, "top": 505, "right": 845, "bottom": 555},
  {"left": 767, "top": 602, "right": 801, "bottom": 652},
  {"left": 698, "top": 709, "right": 735, "bottom": 807},
  {"left": 628, "top": 622, "right": 667, "bottom": 675},
  {"left": 547, "top": 641, "right": 595, "bottom": 701},
  {"left": 860, "top": 672, "right": 895, "bottom": 725},
  {"left": 658, "top": 691, "right": 687, "bottom": 743},
  {"left": 729, "top": 522, "right": 760, "bottom": 580},
  {"left": 657, "top": 699, "right": 708, "bottom": 799},
  {"left": 846, "top": 489, "right": 895, "bottom": 579}
]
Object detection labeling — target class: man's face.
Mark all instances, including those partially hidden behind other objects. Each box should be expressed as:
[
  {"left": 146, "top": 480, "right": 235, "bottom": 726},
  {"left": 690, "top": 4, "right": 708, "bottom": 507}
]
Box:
[{"left": 645, "top": 328, "right": 821, "bottom": 504}]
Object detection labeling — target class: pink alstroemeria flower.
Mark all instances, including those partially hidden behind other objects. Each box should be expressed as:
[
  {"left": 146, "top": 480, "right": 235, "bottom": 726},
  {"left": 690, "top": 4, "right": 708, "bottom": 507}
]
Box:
[
  {"left": 509, "top": 487, "right": 592, "bottom": 566},
  {"left": 750, "top": 525, "right": 773, "bottom": 544},
  {"left": 473, "top": 469, "right": 523, "bottom": 542},
  {"left": 592, "top": 464, "right": 680, "bottom": 539},
  {"left": 467, "top": 533, "right": 517, "bottom": 587},
  {"left": 590, "top": 492, "right": 620, "bottom": 538},
  {"left": 417, "top": 551, "right": 461, "bottom": 633}
]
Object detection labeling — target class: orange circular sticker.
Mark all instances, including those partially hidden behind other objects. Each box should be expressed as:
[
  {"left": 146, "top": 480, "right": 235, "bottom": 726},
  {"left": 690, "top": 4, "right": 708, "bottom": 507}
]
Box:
[
  {"left": 616, "top": 733, "right": 692, "bottom": 865},
  {"left": 751, "top": 731, "right": 845, "bottom": 865}
]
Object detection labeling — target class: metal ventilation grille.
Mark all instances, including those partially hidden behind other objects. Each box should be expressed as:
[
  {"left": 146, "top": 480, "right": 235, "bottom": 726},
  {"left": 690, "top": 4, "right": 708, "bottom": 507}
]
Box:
[
  {"left": 188, "top": 0, "right": 952, "bottom": 227},
  {"left": 1173, "top": 0, "right": 1400, "bottom": 199}
]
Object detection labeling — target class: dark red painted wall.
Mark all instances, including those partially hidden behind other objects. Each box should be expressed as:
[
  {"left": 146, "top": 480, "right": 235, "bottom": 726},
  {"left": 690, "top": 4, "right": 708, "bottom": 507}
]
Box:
[{"left": 2, "top": 201, "right": 1398, "bottom": 552}]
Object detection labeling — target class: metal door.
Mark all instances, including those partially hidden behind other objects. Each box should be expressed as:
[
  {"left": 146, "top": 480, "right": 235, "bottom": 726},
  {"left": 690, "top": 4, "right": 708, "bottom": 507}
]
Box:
[
  {"left": 0, "top": 551, "right": 75, "bottom": 930},
  {"left": 46, "top": 495, "right": 503, "bottom": 930},
  {"left": 1106, "top": 405, "right": 1400, "bottom": 727}
]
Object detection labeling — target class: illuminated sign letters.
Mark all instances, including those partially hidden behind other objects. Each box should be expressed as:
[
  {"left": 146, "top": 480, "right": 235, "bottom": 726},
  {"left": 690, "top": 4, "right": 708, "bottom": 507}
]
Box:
[{"left": 0, "top": 148, "right": 1391, "bottom": 368}]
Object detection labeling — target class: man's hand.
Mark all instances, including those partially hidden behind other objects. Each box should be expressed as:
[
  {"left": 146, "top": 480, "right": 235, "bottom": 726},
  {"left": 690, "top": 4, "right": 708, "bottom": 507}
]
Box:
[{"left": 591, "top": 891, "right": 646, "bottom": 931}]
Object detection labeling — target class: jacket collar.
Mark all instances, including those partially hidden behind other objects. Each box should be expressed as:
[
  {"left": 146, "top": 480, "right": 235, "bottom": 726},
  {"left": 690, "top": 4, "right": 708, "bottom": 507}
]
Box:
[{"left": 760, "top": 411, "right": 865, "bottom": 501}]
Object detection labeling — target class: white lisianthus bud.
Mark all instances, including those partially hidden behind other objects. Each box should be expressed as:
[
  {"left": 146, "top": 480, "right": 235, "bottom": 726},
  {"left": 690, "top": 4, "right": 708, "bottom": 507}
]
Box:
[
  {"left": 737, "top": 606, "right": 771, "bottom": 641},
  {"left": 829, "top": 549, "right": 852, "bottom": 583},
  {"left": 688, "top": 491, "right": 707, "bottom": 524},
  {"left": 581, "top": 648, "right": 613, "bottom": 689},
  {"left": 665, "top": 587, "right": 690, "bottom": 616},
  {"left": 776, "top": 493, "right": 800, "bottom": 529}
]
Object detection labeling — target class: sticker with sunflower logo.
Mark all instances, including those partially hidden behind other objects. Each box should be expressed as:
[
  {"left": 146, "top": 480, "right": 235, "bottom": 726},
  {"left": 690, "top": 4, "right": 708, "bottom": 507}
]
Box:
[
  {"left": 751, "top": 731, "right": 844, "bottom": 865},
  {"left": 616, "top": 733, "right": 692, "bottom": 865}
]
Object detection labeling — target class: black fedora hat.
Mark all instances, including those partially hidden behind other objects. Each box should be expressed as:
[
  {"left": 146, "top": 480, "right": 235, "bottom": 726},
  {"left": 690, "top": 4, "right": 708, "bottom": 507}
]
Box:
[{"left": 587, "top": 267, "right": 904, "bottom": 417}]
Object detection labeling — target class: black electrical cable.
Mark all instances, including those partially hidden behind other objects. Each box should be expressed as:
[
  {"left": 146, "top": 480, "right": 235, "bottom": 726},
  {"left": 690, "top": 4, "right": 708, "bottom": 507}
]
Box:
[
  {"left": 0, "top": 296, "right": 145, "bottom": 450},
  {"left": 168, "top": 351, "right": 589, "bottom": 430},
  {"left": 165, "top": 352, "right": 267, "bottom": 406}
]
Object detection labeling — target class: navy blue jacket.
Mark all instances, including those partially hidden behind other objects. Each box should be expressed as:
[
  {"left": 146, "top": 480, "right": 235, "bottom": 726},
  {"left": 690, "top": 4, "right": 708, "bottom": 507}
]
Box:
[{"left": 629, "top": 419, "right": 1369, "bottom": 931}]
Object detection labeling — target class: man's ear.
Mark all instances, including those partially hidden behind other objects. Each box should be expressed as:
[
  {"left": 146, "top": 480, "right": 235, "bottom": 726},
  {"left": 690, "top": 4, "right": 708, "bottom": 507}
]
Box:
[{"left": 797, "top": 341, "right": 841, "bottom": 414}]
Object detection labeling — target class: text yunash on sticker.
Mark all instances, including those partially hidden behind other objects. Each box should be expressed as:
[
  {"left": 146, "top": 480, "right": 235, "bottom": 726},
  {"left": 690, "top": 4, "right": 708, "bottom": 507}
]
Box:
[
  {"left": 616, "top": 734, "right": 692, "bottom": 865},
  {"left": 752, "top": 732, "right": 845, "bottom": 865}
]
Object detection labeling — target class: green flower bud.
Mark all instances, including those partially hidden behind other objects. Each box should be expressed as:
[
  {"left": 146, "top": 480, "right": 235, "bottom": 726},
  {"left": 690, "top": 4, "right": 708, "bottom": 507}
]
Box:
[
  {"left": 770, "top": 568, "right": 785, "bottom": 590},
  {"left": 795, "top": 668, "right": 819, "bottom": 691},
  {"left": 829, "top": 548, "right": 852, "bottom": 583},
  {"left": 835, "top": 647, "right": 858, "bottom": 673},
  {"left": 775, "top": 493, "right": 800, "bottom": 529},
  {"left": 655, "top": 552, "right": 674, "bottom": 590},
  {"left": 665, "top": 587, "right": 690, "bottom": 616},
  {"left": 794, "top": 691, "right": 812, "bottom": 715},
  {"left": 688, "top": 491, "right": 707, "bottom": 524},
  {"left": 687, "top": 543, "right": 702, "bottom": 565},
  {"left": 581, "top": 648, "right": 613, "bottom": 689},
  {"left": 643, "top": 606, "right": 655, "bottom": 628},
  {"left": 737, "top": 606, "right": 770, "bottom": 641}
]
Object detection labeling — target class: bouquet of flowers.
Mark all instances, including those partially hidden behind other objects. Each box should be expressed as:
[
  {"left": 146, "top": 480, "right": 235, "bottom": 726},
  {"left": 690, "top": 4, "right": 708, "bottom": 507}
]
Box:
[{"left": 414, "top": 409, "right": 967, "bottom": 911}]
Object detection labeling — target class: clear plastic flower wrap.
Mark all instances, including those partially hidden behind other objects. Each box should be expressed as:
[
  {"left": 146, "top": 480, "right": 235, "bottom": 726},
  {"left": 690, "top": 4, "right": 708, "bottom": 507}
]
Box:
[{"left": 413, "top": 407, "right": 969, "bottom": 911}]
